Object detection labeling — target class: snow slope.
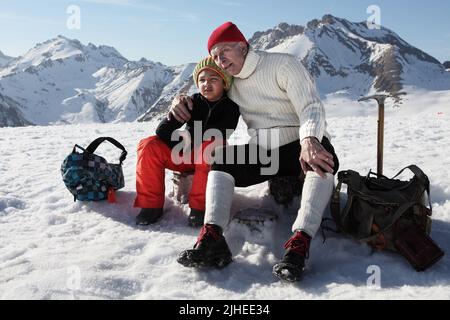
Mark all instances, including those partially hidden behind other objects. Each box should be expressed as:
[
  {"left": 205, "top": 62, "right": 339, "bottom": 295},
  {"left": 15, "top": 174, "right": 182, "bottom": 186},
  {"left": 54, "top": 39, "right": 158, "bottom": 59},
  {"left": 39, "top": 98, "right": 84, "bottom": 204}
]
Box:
[
  {"left": 0, "top": 51, "right": 14, "bottom": 67},
  {"left": 0, "top": 90, "right": 449, "bottom": 300}
]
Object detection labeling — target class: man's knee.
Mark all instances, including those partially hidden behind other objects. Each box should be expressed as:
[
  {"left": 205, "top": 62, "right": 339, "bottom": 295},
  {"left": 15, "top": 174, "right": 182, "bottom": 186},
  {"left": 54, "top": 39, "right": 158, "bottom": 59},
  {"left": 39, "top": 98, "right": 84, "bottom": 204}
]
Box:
[
  {"left": 321, "top": 137, "right": 339, "bottom": 175},
  {"left": 211, "top": 163, "right": 237, "bottom": 178},
  {"left": 209, "top": 144, "right": 238, "bottom": 177}
]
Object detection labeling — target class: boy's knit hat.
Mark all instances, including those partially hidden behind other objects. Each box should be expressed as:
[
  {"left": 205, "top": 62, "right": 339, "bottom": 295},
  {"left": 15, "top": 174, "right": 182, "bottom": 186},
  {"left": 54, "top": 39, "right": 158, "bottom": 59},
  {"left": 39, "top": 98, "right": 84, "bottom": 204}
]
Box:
[
  {"left": 193, "top": 57, "right": 233, "bottom": 91},
  {"left": 207, "top": 21, "right": 248, "bottom": 53}
]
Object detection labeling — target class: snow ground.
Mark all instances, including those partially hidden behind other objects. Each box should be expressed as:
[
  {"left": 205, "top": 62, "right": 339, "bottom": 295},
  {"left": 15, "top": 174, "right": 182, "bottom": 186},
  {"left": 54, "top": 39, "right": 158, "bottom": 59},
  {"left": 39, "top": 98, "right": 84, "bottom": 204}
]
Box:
[{"left": 0, "top": 90, "right": 449, "bottom": 300}]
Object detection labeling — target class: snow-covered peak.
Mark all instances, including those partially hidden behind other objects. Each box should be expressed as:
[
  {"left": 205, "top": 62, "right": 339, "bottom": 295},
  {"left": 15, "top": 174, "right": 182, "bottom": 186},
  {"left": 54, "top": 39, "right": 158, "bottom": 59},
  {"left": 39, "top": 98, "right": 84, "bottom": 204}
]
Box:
[
  {"left": 248, "top": 23, "right": 305, "bottom": 50},
  {"left": 0, "top": 50, "right": 14, "bottom": 67},
  {"left": 137, "top": 63, "right": 196, "bottom": 122},
  {"left": 444, "top": 61, "right": 450, "bottom": 71},
  {"left": 0, "top": 35, "right": 127, "bottom": 77},
  {"left": 316, "top": 14, "right": 407, "bottom": 46},
  {"left": 251, "top": 14, "right": 432, "bottom": 60},
  {"left": 0, "top": 36, "right": 181, "bottom": 125},
  {"left": 249, "top": 14, "right": 450, "bottom": 97}
]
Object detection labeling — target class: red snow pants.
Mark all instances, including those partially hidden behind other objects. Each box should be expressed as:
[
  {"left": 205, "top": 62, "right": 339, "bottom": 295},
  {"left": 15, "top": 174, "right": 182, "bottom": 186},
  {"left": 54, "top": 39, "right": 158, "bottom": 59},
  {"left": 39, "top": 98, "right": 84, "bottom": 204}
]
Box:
[{"left": 134, "top": 135, "right": 220, "bottom": 211}]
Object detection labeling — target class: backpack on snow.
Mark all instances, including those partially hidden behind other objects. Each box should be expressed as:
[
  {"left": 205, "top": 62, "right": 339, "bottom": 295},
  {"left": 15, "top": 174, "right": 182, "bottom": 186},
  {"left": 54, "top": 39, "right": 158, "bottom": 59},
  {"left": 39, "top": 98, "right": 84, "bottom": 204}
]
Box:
[
  {"left": 61, "top": 137, "right": 127, "bottom": 202},
  {"left": 329, "top": 165, "right": 444, "bottom": 271}
]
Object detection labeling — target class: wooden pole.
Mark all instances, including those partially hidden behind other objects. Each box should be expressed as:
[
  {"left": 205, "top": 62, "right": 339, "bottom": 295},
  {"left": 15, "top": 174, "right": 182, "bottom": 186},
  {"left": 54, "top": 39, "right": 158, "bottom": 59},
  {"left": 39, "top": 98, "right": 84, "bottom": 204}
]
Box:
[
  {"left": 358, "top": 94, "right": 390, "bottom": 175},
  {"left": 377, "top": 101, "right": 385, "bottom": 175}
]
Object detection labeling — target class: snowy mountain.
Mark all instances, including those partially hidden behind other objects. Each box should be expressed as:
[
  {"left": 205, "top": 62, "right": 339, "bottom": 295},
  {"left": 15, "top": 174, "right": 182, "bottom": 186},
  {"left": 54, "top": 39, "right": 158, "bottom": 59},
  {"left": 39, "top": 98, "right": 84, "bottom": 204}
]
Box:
[
  {"left": 1, "top": 15, "right": 450, "bottom": 128},
  {"left": 0, "top": 93, "right": 32, "bottom": 127},
  {"left": 137, "top": 64, "right": 196, "bottom": 122},
  {"left": 0, "top": 36, "right": 193, "bottom": 126},
  {"left": 0, "top": 50, "right": 14, "bottom": 67},
  {"left": 59, "top": 59, "right": 193, "bottom": 124},
  {"left": 249, "top": 15, "right": 450, "bottom": 98},
  {"left": 444, "top": 61, "right": 450, "bottom": 71}
]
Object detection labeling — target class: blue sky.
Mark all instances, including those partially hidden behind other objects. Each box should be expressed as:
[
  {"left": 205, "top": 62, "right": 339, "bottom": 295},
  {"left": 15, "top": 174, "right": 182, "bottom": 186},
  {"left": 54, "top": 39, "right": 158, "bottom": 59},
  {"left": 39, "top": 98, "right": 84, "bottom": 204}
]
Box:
[{"left": 0, "top": 0, "right": 449, "bottom": 65}]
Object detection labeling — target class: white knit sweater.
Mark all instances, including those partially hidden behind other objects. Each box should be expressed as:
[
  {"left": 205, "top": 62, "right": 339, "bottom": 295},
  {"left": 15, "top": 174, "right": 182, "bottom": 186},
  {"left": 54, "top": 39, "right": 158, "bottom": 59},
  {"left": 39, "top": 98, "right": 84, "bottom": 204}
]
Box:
[{"left": 229, "top": 49, "right": 330, "bottom": 149}]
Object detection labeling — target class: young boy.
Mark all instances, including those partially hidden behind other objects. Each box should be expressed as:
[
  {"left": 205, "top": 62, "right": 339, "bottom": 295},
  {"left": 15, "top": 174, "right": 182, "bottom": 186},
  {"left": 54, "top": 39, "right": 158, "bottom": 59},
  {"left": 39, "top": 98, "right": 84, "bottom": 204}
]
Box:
[{"left": 134, "top": 57, "right": 240, "bottom": 227}]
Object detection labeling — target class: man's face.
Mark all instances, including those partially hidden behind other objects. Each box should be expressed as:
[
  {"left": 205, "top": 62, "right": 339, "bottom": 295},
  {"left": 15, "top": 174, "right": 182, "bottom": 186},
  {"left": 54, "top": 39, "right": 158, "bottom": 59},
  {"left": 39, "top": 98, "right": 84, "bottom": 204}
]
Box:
[{"left": 210, "top": 42, "right": 248, "bottom": 76}]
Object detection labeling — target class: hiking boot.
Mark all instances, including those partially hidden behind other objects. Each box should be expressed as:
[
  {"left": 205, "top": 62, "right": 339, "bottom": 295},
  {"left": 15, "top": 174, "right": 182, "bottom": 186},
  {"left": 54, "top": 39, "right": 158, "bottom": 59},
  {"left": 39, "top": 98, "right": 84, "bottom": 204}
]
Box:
[
  {"left": 273, "top": 231, "right": 311, "bottom": 282},
  {"left": 135, "top": 208, "right": 163, "bottom": 225},
  {"left": 188, "top": 208, "right": 205, "bottom": 227},
  {"left": 177, "top": 224, "right": 232, "bottom": 269}
]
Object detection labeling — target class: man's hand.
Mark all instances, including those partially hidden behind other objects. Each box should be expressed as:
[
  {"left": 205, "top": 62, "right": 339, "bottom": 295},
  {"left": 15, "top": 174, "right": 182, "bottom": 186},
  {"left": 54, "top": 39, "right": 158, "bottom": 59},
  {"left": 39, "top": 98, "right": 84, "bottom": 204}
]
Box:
[
  {"left": 299, "top": 137, "right": 334, "bottom": 178},
  {"left": 167, "top": 94, "right": 194, "bottom": 123}
]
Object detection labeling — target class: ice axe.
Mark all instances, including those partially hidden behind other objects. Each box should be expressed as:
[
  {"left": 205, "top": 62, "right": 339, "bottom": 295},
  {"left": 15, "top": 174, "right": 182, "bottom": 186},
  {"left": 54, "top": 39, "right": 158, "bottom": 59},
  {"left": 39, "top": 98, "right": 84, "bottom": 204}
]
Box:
[{"left": 358, "top": 94, "right": 392, "bottom": 175}]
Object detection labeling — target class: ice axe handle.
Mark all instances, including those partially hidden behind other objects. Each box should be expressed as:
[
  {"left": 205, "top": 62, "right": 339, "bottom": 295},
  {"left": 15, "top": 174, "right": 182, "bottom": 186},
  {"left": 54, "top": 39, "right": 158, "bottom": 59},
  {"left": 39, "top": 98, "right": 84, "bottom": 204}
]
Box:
[{"left": 377, "top": 101, "right": 384, "bottom": 175}]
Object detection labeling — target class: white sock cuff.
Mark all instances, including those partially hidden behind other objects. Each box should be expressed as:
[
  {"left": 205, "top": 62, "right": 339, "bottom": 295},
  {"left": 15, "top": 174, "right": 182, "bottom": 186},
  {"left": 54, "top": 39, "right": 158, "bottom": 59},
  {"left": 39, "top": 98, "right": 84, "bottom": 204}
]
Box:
[
  {"left": 305, "top": 171, "right": 334, "bottom": 180},
  {"left": 209, "top": 170, "right": 235, "bottom": 185},
  {"left": 204, "top": 170, "right": 235, "bottom": 229}
]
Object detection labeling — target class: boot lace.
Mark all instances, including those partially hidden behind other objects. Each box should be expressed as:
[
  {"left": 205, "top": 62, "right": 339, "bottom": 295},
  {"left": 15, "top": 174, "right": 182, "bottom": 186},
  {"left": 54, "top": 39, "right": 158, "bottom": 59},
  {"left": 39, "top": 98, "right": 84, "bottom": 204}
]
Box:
[
  {"left": 284, "top": 232, "right": 310, "bottom": 259},
  {"left": 196, "top": 224, "right": 221, "bottom": 245}
]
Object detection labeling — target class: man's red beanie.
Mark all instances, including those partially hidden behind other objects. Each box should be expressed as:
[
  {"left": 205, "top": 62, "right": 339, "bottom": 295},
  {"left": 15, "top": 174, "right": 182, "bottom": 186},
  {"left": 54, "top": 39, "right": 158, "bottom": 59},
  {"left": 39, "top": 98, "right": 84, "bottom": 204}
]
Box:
[{"left": 207, "top": 22, "right": 248, "bottom": 53}]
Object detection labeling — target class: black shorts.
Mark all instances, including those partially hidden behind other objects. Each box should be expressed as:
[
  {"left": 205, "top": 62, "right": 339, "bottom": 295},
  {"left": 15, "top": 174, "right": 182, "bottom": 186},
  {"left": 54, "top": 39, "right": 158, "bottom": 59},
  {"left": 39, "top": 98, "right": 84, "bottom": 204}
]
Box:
[{"left": 211, "top": 137, "right": 339, "bottom": 188}]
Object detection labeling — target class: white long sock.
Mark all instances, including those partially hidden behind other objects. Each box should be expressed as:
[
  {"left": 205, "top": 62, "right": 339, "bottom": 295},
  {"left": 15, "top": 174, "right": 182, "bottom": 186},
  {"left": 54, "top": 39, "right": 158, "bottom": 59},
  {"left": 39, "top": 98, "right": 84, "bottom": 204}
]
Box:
[
  {"left": 204, "top": 170, "right": 235, "bottom": 230},
  {"left": 292, "top": 171, "right": 334, "bottom": 238}
]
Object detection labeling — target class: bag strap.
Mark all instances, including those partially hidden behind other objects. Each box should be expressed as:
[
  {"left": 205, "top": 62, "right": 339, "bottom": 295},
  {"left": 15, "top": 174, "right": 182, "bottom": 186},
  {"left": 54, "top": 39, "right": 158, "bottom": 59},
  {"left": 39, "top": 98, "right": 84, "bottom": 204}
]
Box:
[
  {"left": 367, "top": 169, "right": 390, "bottom": 180},
  {"left": 353, "top": 166, "right": 431, "bottom": 210},
  {"left": 338, "top": 170, "right": 361, "bottom": 187},
  {"left": 331, "top": 171, "right": 361, "bottom": 230},
  {"left": 72, "top": 144, "right": 86, "bottom": 153},
  {"left": 392, "top": 165, "right": 428, "bottom": 189},
  {"left": 86, "top": 137, "right": 128, "bottom": 165},
  {"left": 330, "top": 180, "right": 342, "bottom": 229},
  {"left": 358, "top": 201, "right": 423, "bottom": 243},
  {"left": 392, "top": 165, "right": 432, "bottom": 211}
]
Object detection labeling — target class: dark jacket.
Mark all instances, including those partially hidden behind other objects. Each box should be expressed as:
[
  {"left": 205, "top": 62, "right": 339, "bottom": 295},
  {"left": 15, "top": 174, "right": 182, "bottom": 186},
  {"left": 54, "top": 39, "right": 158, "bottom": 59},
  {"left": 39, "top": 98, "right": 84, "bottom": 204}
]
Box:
[{"left": 156, "top": 93, "right": 240, "bottom": 149}]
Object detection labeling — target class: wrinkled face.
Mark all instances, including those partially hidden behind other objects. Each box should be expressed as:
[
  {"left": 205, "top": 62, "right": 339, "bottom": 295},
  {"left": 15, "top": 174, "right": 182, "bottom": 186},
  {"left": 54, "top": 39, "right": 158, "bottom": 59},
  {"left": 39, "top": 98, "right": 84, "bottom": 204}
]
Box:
[
  {"left": 197, "top": 69, "right": 225, "bottom": 102},
  {"left": 210, "top": 42, "right": 248, "bottom": 76}
]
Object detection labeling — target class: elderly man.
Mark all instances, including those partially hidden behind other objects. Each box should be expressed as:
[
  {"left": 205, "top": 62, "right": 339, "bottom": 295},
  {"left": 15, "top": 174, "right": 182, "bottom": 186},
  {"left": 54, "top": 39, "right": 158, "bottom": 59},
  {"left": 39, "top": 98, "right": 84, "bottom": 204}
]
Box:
[{"left": 172, "top": 22, "right": 339, "bottom": 282}]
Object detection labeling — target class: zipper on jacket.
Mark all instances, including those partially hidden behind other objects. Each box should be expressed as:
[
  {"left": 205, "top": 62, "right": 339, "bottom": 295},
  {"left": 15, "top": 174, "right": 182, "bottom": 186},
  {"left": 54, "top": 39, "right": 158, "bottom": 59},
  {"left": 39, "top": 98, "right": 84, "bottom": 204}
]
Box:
[{"left": 204, "top": 96, "right": 226, "bottom": 127}]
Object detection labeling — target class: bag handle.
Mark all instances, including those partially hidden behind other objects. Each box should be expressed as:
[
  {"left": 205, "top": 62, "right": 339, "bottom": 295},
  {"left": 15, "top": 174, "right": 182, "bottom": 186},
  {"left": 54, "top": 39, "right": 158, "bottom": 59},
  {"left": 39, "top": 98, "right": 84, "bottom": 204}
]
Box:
[
  {"left": 366, "top": 170, "right": 390, "bottom": 180},
  {"left": 392, "top": 165, "right": 432, "bottom": 211},
  {"left": 72, "top": 144, "right": 86, "bottom": 153},
  {"left": 392, "top": 165, "right": 429, "bottom": 189},
  {"left": 86, "top": 137, "right": 128, "bottom": 165}
]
